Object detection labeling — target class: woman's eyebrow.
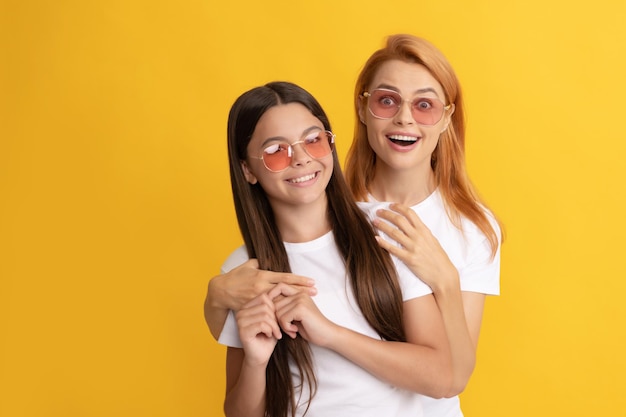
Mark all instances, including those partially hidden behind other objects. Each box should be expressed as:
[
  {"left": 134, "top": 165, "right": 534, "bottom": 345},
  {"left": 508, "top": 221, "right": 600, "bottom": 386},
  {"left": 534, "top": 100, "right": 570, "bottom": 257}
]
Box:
[
  {"left": 415, "top": 87, "right": 439, "bottom": 96},
  {"left": 374, "top": 84, "right": 440, "bottom": 97}
]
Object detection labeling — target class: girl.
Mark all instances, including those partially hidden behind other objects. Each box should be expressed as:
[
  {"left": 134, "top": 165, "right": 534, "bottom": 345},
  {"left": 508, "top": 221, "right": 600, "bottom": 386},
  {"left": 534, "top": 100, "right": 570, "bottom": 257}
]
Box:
[{"left": 218, "top": 81, "right": 451, "bottom": 417}]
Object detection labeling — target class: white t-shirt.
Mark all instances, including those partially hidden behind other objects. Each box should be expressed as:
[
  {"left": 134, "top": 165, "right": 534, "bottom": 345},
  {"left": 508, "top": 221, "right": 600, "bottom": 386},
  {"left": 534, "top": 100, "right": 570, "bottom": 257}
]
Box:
[
  {"left": 218, "top": 230, "right": 432, "bottom": 417},
  {"left": 358, "top": 188, "right": 501, "bottom": 417}
]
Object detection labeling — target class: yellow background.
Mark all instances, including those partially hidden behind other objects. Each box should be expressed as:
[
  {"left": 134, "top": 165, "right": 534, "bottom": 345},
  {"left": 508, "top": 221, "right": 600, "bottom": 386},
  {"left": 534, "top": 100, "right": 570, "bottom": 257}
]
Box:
[{"left": 2, "top": 1, "right": 625, "bottom": 416}]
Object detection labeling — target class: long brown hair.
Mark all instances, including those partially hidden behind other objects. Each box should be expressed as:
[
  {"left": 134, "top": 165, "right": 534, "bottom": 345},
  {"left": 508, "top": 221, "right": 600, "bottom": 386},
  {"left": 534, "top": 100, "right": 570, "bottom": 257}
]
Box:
[
  {"left": 227, "top": 81, "right": 406, "bottom": 417},
  {"left": 345, "top": 34, "right": 502, "bottom": 255}
]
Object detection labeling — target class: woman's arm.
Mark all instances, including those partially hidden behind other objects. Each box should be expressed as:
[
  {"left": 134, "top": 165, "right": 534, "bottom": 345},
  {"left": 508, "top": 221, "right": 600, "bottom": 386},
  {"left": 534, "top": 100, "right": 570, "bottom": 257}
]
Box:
[
  {"left": 429, "top": 282, "right": 485, "bottom": 396},
  {"left": 204, "top": 258, "right": 317, "bottom": 339},
  {"left": 272, "top": 286, "right": 453, "bottom": 398},
  {"left": 373, "top": 204, "right": 486, "bottom": 396}
]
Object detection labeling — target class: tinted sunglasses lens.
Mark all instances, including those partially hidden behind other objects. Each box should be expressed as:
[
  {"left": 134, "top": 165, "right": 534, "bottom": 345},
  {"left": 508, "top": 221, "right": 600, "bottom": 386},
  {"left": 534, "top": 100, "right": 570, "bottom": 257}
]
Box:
[
  {"left": 262, "top": 143, "right": 291, "bottom": 171},
  {"left": 368, "top": 90, "right": 401, "bottom": 118},
  {"left": 303, "top": 131, "right": 334, "bottom": 158},
  {"left": 411, "top": 97, "right": 444, "bottom": 126}
]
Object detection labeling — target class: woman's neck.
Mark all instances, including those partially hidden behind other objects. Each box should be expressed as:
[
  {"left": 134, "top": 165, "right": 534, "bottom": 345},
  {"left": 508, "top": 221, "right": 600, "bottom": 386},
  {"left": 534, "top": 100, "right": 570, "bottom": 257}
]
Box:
[{"left": 368, "top": 164, "right": 437, "bottom": 206}]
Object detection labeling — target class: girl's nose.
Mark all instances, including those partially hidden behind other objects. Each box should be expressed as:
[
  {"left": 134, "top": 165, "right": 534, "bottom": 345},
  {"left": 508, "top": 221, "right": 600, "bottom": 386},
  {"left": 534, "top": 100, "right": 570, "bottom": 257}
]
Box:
[{"left": 290, "top": 142, "right": 311, "bottom": 166}]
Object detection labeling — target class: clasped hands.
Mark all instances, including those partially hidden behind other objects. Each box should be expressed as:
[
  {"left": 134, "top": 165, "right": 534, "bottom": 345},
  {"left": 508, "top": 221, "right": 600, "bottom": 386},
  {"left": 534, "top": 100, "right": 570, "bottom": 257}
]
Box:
[{"left": 235, "top": 283, "right": 334, "bottom": 366}]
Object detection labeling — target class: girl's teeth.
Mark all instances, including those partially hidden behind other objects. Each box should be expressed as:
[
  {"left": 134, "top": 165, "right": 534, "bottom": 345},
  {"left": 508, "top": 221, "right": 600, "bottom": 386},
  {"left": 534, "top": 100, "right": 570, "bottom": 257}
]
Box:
[{"left": 289, "top": 173, "right": 316, "bottom": 183}]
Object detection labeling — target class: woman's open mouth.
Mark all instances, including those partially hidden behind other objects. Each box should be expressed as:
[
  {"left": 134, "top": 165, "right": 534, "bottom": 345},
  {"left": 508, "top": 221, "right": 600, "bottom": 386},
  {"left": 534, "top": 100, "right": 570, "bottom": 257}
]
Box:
[{"left": 388, "top": 134, "right": 419, "bottom": 147}]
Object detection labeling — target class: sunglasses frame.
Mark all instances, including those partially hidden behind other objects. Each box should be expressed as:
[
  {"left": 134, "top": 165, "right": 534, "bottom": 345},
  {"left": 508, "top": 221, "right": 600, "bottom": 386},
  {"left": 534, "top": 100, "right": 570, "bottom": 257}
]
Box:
[
  {"left": 254, "top": 130, "right": 335, "bottom": 173},
  {"left": 362, "top": 88, "right": 452, "bottom": 126}
]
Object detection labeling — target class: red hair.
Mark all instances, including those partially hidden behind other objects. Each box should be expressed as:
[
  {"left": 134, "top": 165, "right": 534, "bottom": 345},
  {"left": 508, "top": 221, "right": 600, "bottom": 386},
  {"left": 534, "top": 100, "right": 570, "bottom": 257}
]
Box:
[{"left": 345, "top": 34, "right": 502, "bottom": 256}]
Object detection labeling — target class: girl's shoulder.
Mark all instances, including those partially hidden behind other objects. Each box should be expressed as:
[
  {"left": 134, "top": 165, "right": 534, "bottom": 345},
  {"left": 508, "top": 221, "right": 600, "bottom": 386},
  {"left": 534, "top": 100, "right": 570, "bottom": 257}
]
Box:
[{"left": 220, "top": 245, "right": 249, "bottom": 274}]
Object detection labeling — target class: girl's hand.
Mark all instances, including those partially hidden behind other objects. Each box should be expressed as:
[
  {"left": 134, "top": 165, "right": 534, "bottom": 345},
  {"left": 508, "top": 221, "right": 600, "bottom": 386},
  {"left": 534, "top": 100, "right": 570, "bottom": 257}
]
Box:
[
  {"left": 235, "top": 293, "right": 282, "bottom": 367},
  {"left": 217, "top": 259, "right": 317, "bottom": 311},
  {"left": 372, "top": 203, "right": 459, "bottom": 292},
  {"left": 269, "top": 283, "right": 336, "bottom": 347}
]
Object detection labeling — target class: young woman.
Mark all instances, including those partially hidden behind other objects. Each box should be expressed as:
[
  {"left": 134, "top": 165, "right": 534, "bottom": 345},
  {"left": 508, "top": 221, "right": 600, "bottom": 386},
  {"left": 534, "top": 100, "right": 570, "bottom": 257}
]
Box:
[
  {"left": 218, "top": 81, "right": 451, "bottom": 417},
  {"left": 345, "top": 34, "right": 502, "bottom": 416}
]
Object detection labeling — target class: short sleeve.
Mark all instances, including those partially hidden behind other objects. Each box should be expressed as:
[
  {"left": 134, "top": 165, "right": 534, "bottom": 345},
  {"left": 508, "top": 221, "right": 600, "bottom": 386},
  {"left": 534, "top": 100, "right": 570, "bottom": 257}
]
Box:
[
  {"left": 459, "top": 235, "right": 501, "bottom": 295},
  {"left": 218, "top": 310, "right": 243, "bottom": 348},
  {"left": 459, "top": 215, "right": 501, "bottom": 295},
  {"left": 394, "top": 257, "right": 433, "bottom": 300},
  {"left": 216, "top": 245, "right": 249, "bottom": 348}
]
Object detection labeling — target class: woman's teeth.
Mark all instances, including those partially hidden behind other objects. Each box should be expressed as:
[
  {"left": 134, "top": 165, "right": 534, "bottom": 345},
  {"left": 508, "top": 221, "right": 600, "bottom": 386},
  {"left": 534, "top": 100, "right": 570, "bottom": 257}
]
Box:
[
  {"left": 388, "top": 134, "right": 418, "bottom": 143},
  {"left": 288, "top": 173, "right": 316, "bottom": 183}
]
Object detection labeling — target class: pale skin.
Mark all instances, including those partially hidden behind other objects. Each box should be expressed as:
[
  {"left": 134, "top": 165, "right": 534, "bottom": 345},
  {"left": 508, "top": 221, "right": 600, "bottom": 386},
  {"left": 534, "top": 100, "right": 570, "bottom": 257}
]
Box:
[{"left": 222, "top": 102, "right": 452, "bottom": 416}]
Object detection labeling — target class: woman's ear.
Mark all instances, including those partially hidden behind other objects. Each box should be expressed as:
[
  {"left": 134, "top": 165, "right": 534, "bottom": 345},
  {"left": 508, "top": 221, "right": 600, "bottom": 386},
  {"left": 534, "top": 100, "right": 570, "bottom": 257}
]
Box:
[
  {"left": 441, "top": 103, "right": 456, "bottom": 133},
  {"left": 241, "top": 160, "right": 258, "bottom": 184},
  {"left": 357, "top": 97, "right": 366, "bottom": 124}
]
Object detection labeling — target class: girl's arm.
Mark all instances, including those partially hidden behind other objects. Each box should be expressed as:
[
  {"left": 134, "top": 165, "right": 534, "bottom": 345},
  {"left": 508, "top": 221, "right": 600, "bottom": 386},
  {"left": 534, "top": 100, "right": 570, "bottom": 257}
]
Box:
[
  {"left": 204, "top": 258, "right": 317, "bottom": 339},
  {"left": 224, "top": 293, "right": 282, "bottom": 417},
  {"left": 373, "top": 204, "right": 488, "bottom": 396},
  {"left": 272, "top": 286, "right": 453, "bottom": 398}
]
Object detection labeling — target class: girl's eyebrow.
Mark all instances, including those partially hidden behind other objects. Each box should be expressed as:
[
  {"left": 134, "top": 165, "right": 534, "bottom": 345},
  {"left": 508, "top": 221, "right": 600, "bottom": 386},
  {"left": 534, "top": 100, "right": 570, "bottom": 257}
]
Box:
[{"left": 260, "top": 126, "right": 323, "bottom": 147}]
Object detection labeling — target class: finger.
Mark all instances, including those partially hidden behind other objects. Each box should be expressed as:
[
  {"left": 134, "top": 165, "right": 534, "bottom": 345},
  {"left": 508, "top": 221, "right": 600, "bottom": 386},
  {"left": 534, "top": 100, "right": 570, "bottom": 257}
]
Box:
[
  {"left": 374, "top": 208, "right": 406, "bottom": 228},
  {"left": 242, "top": 320, "right": 280, "bottom": 341},
  {"left": 274, "top": 295, "right": 306, "bottom": 338},
  {"left": 269, "top": 272, "right": 316, "bottom": 288},
  {"left": 241, "top": 292, "right": 273, "bottom": 309},
  {"left": 267, "top": 282, "right": 301, "bottom": 300},
  {"left": 237, "top": 304, "right": 282, "bottom": 340},
  {"left": 375, "top": 235, "right": 409, "bottom": 259},
  {"left": 268, "top": 318, "right": 282, "bottom": 340},
  {"left": 293, "top": 285, "right": 317, "bottom": 296},
  {"left": 276, "top": 313, "right": 300, "bottom": 339},
  {"left": 375, "top": 209, "right": 416, "bottom": 240},
  {"left": 372, "top": 218, "right": 413, "bottom": 248},
  {"left": 265, "top": 272, "right": 317, "bottom": 297},
  {"left": 388, "top": 203, "right": 428, "bottom": 230}
]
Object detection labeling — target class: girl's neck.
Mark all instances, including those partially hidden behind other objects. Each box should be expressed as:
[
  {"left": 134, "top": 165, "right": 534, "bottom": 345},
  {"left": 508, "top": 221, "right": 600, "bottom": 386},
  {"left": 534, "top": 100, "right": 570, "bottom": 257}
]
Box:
[
  {"left": 272, "top": 197, "right": 332, "bottom": 243},
  {"left": 368, "top": 164, "right": 437, "bottom": 206}
]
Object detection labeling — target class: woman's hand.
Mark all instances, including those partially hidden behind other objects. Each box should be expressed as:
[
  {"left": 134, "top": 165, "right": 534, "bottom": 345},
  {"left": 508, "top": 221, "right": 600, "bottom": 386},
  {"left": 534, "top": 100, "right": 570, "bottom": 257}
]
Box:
[
  {"left": 372, "top": 203, "right": 459, "bottom": 292},
  {"left": 213, "top": 259, "right": 317, "bottom": 311}
]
